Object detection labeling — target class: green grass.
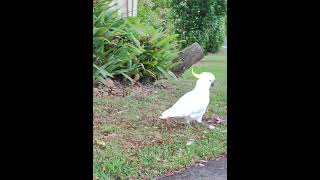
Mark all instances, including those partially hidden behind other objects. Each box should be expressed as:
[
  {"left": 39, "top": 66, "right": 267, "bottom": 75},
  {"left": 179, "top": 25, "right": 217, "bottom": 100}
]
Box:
[{"left": 93, "top": 53, "right": 227, "bottom": 179}]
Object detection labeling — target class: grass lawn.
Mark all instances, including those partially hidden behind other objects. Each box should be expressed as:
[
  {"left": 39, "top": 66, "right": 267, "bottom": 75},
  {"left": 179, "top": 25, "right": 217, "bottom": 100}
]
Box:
[{"left": 93, "top": 53, "right": 227, "bottom": 179}]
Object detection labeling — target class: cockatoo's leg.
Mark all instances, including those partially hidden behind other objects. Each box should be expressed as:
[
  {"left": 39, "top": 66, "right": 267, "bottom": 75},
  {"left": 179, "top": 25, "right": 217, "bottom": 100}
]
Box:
[
  {"left": 196, "top": 117, "right": 214, "bottom": 129},
  {"left": 196, "top": 117, "right": 203, "bottom": 123},
  {"left": 185, "top": 118, "right": 192, "bottom": 128},
  {"left": 186, "top": 123, "right": 192, "bottom": 128},
  {"left": 197, "top": 122, "right": 210, "bottom": 129},
  {"left": 196, "top": 116, "right": 205, "bottom": 126}
]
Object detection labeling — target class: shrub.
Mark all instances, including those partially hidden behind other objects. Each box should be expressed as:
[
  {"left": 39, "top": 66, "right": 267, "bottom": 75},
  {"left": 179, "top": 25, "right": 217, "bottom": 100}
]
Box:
[
  {"left": 93, "top": 0, "right": 180, "bottom": 83},
  {"left": 137, "top": 0, "right": 174, "bottom": 33},
  {"left": 171, "top": 0, "right": 227, "bottom": 54},
  {"left": 131, "top": 22, "right": 181, "bottom": 80}
]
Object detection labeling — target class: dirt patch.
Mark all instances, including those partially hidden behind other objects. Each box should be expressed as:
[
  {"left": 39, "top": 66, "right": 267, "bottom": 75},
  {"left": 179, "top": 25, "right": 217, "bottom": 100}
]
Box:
[
  {"left": 94, "top": 78, "right": 127, "bottom": 97},
  {"left": 127, "top": 84, "right": 154, "bottom": 98},
  {"left": 153, "top": 80, "right": 176, "bottom": 92},
  {"left": 93, "top": 78, "right": 177, "bottom": 99}
]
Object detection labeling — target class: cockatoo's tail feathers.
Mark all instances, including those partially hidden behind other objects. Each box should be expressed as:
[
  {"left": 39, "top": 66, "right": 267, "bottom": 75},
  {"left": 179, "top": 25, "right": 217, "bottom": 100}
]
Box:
[
  {"left": 159, "top": 111, "right": 168, "bottom": 119},
  {"left": 160, "top": 109, "right": 176, "bottom": 119}
]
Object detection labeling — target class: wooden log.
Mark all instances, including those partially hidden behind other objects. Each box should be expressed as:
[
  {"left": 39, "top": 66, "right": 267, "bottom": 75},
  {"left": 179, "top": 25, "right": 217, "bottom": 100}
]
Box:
[{"left": 173, "top": 42, "right": 205, "bottom": 76}]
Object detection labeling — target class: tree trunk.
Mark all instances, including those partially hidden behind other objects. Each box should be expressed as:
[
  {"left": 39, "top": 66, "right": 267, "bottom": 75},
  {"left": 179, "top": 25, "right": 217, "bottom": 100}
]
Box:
[{"left": 173, "top": 42, "right": 205, "bottom": 76}]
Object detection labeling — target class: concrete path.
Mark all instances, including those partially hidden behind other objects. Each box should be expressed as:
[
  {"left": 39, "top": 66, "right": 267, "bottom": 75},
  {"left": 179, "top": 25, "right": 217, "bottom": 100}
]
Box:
[{"left": 158, "top": 159, "right": 227, "bottom": 180}]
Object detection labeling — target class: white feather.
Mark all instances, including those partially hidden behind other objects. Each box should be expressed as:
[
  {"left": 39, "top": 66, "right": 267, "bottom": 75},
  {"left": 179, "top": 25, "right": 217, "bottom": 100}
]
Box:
[{"left": 159, "top": 72, "right": 215, "bottom": 123}]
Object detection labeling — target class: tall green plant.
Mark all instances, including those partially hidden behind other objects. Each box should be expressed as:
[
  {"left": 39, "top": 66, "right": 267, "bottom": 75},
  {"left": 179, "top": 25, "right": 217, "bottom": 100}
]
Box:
[
  {"left": 134, "top": 24, "right": 181, "bottom": 80},
  {"left": 93, "top": 0, "right": 143, "bottom": 82},
  {"left": 171, "top": 0, "right": 227, "bottom": 54},
  {"left": 93, "top": 0, "right": 180, "bottom": 83}
]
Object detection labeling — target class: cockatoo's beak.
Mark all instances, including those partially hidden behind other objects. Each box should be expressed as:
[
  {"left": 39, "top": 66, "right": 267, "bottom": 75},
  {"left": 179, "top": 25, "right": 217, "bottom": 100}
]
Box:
[{"left": 192, "top": 69, "right": 200, "bottom": 79}]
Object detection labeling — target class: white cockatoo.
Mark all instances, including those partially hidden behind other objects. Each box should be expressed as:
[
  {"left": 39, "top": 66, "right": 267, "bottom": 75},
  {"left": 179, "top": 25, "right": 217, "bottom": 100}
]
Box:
[{"left": 159, "top": 69, "right": 215, "bottom": 128}]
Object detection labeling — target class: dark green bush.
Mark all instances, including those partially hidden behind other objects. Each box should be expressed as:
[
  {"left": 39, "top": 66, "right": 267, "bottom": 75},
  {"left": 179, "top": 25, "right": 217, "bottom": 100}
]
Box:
[
  {"left": 93, "top": 0, "right": 180, "bottom": 82},
  {"left": 171, "top": 0, "right": 227, "bottom": 54}
]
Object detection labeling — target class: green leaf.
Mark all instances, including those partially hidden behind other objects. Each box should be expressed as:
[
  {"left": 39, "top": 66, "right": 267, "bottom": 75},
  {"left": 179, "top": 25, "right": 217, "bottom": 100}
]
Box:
[
  {"left": 167, "top": 70, "right": 178, "bottom": 80},
  {"left": 156, "top": 66, "right": 172, "bottom": 80},
  {"left": 120, "top": 72, "right": 134, "bottom": 83},
  {"left": 145, "top": 70, "right": 157, "bottom": 79},
  {"left": 127, "top": 44, "right": 144, "bottom": 54},
  {"left": 93, "top": 63, "right": 114, "bottom": 78},
  {"left": 93, "top": 27, "right": 107, "bottom": 37},
  {"left": 127, "top": 59, "right": 132, "bottom": 68},
  {"left": 128, "top": 32, "right": 141, "bottom": 46}
]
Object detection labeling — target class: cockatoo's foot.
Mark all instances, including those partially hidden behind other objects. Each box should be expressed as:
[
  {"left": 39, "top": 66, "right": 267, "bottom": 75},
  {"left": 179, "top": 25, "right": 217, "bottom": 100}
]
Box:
[
  {"left": 185, "top": 120, "right": 192, "bottom": 128},
  {"left": 186, "top": 123, "right": 192, "bottom": 129},
  {"left": 196, "top": 122, "right": 206, "bottom": 128}
]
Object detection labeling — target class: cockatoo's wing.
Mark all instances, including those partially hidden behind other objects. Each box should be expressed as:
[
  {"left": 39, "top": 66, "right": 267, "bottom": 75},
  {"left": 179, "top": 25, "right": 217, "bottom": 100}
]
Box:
[{"left": 160, "top": 90, "right": 209, "bottom": 119}]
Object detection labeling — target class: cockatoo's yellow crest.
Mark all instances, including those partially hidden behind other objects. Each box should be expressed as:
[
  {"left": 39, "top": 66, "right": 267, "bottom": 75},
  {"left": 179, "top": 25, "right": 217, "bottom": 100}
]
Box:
[{"left": 192, "top": 69, "right": 201, "bottom": 79}]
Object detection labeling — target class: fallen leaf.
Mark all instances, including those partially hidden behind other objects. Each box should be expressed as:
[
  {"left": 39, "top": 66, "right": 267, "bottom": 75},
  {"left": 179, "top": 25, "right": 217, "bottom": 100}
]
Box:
[
  {"left": 104, "top": 133, "right": 117, "bottom": 139},
  {"left": 96, "top": 139, "right": 106, "bottom": 147},
  {"left": 186, "top": 141, "right": 193, "bottom": 146},
  {"left": 198, "top": 163, "right": 205, "bottom": 167},
  {"left": 198, "top": 160, "right": 208, "bottom": 163}
]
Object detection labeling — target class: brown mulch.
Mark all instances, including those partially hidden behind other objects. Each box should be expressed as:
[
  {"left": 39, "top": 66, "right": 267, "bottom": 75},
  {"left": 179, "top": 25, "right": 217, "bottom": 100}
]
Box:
[
  {"left": 93, "top": 78, "right": 165, "bottom": 98},
  {"left": 94, "top": 78, "right": 127, "bottom": 97}
]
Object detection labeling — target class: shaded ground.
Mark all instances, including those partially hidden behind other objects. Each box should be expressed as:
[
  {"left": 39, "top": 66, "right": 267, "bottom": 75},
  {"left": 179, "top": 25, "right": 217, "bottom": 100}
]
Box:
[{"left": 158, "top": 158, "right": 227, "bottom": 180}]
